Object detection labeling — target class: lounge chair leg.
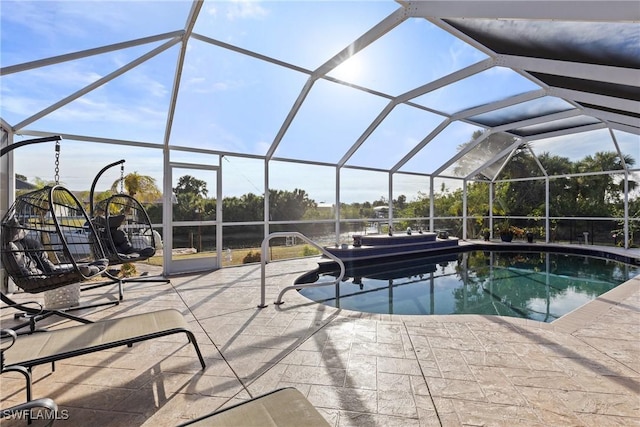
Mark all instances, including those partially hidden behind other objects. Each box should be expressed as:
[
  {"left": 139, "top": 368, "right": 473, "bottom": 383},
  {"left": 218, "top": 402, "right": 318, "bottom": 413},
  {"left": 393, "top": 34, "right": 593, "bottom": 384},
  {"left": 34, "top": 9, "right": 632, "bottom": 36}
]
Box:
[
  {"left": 81, "top": 271, "right": 170, "bottom": 302},
  {"left": 2, "top": 365, "right": 32, "bottom": 403},
  {"left": 186, "top": 331, "right": 206, "bottom": 370}
]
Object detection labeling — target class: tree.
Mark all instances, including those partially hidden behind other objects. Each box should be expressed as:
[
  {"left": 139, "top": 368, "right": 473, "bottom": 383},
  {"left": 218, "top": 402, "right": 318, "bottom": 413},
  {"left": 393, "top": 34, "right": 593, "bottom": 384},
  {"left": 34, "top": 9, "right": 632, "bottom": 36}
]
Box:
[
  {"left": 33, "top": 177, "right": 57, "bottom": 188},
  {"left": 223, "top": 193, "right": 263, "bottom": 222},
  {"left": 111, "top": 172, "right": 161, "bottom": 204},
  {"left": 173, "top": 175, "right": 211, "bottom": 221},
  {"left": 572, "top": 151, "right": 635, "bottom": 216},
  {"left": 538, "top": 153, "right": 575, "bottom": 217},
  {"left": 269, "top": 188, "right": 316, "bottom": 221},
  {"left": 394, "top": 194, "right": 407, "bottom": 210},
  {"left": 173, "top": 175, "right": 208, "bottom": 199}
]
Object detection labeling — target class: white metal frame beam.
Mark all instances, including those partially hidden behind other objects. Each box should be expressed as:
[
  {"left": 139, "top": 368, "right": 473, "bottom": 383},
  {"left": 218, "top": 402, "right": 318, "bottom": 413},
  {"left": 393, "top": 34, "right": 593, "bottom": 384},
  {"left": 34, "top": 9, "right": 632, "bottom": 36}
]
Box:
[
  {"left": 163, "top": 0, "right": 203, "bottom": 148},
  {"left": 13, "top": 37, "right": 182, "bottom": 132},
  {"left": 266, "top": 7, "right": 408, "bottom": 160},
  {"left": 391, "top": 119, "right": 452, "bottom": 173},
  {"left": 496, "top": 55, "right": 638, "bottom": 88},
  {"left": 432, "top": 130, "right": 491, "bottom": 176},
  {"left": 0, "top": 31, "right": 184, "bottom": 76},
  {"left": 404, "top": 1, "right": 640, "bottom": 22},
  {"left": 548, "top": 87, "right": 638, "bottom": 115},
  {"left": 338, "top": 58, "right": 494, "bottom": 167},
  {"left": 452, "top": 89, "right": 546, "bottom": 122},
  {"left": 608, "top": 122, "right": 640, "bottom": 136},
  {"left": 580, "top": 107, "right": 640, "bottom": 130},
  {"left": 525, "top": 122, "right": 608, "bottom": 141}
]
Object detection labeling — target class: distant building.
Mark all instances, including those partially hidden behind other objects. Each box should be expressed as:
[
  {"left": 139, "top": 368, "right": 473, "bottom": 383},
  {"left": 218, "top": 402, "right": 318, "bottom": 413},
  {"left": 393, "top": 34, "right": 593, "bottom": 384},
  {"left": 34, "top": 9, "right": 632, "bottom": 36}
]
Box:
[
  {"left": 16, "top": 178, "right": 36, "bottom": 191},
  {"left": 317, "top": 202, "right": 334, "bottom": 214},
  {"left": 373, "top": 206, "right": 388, "bottom": 218}
]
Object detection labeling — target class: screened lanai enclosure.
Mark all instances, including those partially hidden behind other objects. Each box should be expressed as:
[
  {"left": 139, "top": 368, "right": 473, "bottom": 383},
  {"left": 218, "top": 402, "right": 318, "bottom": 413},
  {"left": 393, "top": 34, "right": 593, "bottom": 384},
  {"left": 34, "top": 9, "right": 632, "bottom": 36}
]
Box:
[{"left": 1, "top": 1, "right": 638, "bottom": 277}]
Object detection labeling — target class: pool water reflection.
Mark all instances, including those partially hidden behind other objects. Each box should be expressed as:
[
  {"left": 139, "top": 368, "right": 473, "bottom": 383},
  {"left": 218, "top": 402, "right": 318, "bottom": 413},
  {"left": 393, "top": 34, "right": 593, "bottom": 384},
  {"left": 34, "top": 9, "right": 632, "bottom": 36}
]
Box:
[{"left": 298, "top": 251, "right": 640, "bottom": 322}]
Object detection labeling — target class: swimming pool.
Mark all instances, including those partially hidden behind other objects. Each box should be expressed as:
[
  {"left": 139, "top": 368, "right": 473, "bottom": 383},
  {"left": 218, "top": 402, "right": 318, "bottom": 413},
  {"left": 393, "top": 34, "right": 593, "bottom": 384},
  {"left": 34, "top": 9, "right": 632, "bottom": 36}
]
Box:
[{"left": 298, "top": 250, "right": 640, "bottom": 322}]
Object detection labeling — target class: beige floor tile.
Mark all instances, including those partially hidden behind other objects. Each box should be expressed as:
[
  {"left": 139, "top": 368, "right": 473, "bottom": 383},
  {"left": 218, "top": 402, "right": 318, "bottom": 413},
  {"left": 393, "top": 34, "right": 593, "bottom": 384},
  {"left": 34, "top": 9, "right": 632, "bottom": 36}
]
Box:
[
  {"left": 425, "top": 377, "right": 487, "bottom": 402},
  {"left": 452, "top": 400, "right": 545, "bottom": 426},
  {"left": 1, "top": 257, "right": 638, "bottom": 426},
  {"left": 377, "top": 389, "right": 418, "bottom": 417},
  {"left": 344, "top": 366, "right": 377, "bottom": 390},
  {"left": 281, "top": 364, "right": 346, "bottom": 387},
  {"left": 558, "top": 389, "right": 640, "bottom": 418},
  {"left": 576, "top": 412, "right": 639, "bottom": 427},
  {"left": 307, "top": 385, "right": 377, "bottom": 413},
  {"left": 377, "top": 356, "right": 422, "bottom": 376},
  {"left": 337, "top": 410, "right": 420, "bottom": 427}
]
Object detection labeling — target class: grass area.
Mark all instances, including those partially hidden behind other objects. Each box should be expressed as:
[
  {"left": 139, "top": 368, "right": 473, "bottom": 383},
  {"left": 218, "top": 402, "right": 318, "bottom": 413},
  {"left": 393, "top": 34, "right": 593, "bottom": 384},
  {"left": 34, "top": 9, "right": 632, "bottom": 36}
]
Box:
[{"left": 144, "top": 244, "right": 321, "bottom": 268}]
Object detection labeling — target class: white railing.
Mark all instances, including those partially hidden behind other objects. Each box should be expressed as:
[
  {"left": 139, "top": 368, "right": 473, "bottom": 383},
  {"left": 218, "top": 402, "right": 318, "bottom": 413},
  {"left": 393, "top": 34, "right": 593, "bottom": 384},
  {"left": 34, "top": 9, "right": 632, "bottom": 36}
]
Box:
[{"left": 259, "top": 232, "right": 345, "bottom": 308}]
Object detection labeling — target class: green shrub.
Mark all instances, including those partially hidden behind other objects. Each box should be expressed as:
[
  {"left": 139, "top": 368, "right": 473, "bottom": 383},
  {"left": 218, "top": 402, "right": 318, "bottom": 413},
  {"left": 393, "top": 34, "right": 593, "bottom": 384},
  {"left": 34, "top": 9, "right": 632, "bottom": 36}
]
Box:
[
  {"left": 242, "top": 251, "right": 261, "bottom": 264},
  {"left": 120, "top": 262, "right": 137, "bottom": 277},
  {"left": 302, "top": 245, "right": 320, "bottom": 256}
]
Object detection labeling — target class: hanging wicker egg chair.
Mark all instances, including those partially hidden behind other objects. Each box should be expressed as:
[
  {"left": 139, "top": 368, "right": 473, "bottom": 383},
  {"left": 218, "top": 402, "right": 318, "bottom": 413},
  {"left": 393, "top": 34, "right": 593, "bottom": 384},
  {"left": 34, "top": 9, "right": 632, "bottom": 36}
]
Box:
[{"left": 1, "top": 185, "right": 108, "bottom": 294}]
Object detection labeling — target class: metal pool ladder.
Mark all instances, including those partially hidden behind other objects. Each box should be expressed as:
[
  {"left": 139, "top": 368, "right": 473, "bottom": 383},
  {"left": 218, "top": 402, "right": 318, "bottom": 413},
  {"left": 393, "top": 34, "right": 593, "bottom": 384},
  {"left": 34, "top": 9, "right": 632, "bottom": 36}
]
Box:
[{"left": 259, "top": 232, "right": 345, "bottom": 308}]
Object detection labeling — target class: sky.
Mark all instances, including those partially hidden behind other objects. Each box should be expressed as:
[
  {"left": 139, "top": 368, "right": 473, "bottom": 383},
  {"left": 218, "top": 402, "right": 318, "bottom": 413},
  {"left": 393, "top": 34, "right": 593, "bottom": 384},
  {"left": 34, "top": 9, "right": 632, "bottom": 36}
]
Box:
[{"left": 1, "top": 0, "right": 638, "bottom": 204}]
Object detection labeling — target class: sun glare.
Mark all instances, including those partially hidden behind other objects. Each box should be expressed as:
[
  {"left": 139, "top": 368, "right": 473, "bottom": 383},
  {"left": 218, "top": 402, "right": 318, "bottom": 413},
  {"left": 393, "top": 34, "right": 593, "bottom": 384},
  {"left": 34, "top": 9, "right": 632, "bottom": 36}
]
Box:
[{"left": 331, "top": 55, "right": 362, "bottom": 82}]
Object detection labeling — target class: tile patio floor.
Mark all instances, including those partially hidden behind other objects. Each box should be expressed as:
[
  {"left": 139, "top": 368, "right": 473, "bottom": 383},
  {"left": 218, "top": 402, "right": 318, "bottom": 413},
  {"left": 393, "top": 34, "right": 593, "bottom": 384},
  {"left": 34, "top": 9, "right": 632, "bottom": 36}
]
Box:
[{"left": 1, "top": 244, "right": 639, "bottom": 426}]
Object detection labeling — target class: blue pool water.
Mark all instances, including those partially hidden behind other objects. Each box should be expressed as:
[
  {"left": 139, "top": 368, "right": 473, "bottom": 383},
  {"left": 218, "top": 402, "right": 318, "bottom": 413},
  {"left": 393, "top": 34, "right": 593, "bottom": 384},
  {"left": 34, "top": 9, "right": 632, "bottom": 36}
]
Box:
[{"left": 298, "top": 251, "right": 640, "bottom": 322}]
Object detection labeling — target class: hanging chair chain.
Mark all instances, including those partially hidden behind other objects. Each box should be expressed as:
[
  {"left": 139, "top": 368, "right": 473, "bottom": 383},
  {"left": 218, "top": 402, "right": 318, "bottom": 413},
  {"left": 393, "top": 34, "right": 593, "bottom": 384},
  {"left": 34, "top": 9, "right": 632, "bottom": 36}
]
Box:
[
  {"left": 54, "top": 140, "right": 60, "bottom": 184},
  {"left": 120, "top": 164, "right": 125, "bottom": 194}
]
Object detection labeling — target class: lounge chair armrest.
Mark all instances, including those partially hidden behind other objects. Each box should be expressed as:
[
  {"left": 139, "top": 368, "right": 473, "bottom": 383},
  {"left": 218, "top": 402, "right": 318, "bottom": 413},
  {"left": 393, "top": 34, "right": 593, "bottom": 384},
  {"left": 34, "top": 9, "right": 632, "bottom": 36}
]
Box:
[{"left": 1, "top": 329, "right": 17, "bottom": 353}]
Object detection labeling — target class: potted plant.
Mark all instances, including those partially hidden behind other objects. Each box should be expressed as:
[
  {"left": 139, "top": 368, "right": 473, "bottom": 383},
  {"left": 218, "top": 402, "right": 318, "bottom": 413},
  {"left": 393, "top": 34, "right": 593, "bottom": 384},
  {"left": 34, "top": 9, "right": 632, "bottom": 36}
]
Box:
[
  {"left": 496, "top": 221, "right": 513, "bottom": 242},
  {"left": 526, "top": 229, "right": 534, "bottom": 243},
  {"left": 496, "top": 222, "right": 524, "bottom": 242},
  {"left": 481, "top": 228, "right": 491, "bottom": 241}
]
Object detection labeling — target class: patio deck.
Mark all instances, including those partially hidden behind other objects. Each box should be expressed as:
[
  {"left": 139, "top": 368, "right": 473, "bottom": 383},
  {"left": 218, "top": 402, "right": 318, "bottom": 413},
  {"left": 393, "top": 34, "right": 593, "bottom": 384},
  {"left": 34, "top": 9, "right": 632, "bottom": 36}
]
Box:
[{"left": 1, "top": 245, "right": 639, "bottom": 426}]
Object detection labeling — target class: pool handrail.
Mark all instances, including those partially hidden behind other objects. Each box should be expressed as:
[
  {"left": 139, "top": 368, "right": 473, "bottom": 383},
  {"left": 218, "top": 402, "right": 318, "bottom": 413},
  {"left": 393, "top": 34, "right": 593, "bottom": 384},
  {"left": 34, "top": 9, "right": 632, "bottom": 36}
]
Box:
[{"left": 259, "top": 232, "right": 345, "bottom": 308}]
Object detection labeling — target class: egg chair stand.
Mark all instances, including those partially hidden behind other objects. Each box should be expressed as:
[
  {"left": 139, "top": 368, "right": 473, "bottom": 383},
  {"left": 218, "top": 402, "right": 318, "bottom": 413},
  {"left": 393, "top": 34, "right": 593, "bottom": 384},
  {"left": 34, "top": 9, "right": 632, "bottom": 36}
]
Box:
[
  {"left": 1, "top": 138, "right": 118, "bottom": 331},
  {"left": 0, "top": 295, "right": 94, "bottom": 333},
  {"left": 85, "top": 160, "right": 169, "bottom": 300}
]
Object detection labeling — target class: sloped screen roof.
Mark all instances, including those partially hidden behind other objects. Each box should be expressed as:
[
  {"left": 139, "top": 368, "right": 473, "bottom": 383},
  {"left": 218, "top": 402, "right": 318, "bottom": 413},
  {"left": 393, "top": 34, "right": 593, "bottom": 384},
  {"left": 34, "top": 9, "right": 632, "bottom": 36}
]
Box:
[{"left": 1, "top": 0, "right": 638, "bottom": 188}]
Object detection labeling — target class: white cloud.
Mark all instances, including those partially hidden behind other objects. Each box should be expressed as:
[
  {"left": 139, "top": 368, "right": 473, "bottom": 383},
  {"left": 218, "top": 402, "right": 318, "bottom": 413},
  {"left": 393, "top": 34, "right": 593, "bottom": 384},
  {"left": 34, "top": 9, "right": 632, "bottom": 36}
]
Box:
[
  {"left": 225, "top": 1, "right": 269, "bottom": 21},
  {"left": 186, "top": 76, "right": 206, "bottom": 86},
  {"left": 124, "top": 69, "right": 169, "bottom": 98},
  {"left": 0, "top": 94, "right": 44, "bottom": 117},
  {"left": 206, "top": 5, "right": 218, "bottom": 17},
  {"left": 27, "top": 64, "right": 104, "bottom": 88},
  {"left": 2, "top": 2, "right": 58, "bottom": 38},
  {"left": 43, "top": 95, "right": 167, "bottom": 131}
]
